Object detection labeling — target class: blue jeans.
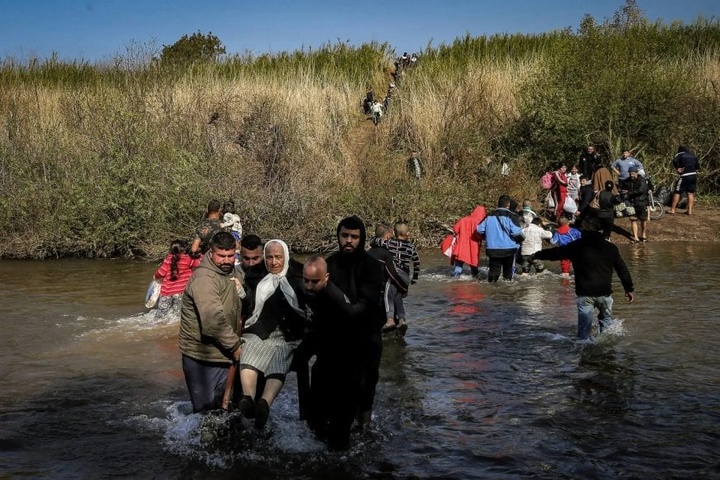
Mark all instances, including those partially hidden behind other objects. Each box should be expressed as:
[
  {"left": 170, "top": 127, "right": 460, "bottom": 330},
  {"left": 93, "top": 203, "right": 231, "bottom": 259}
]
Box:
[{"left": 576, "top": 295, "right": 614, "bottom": 340}]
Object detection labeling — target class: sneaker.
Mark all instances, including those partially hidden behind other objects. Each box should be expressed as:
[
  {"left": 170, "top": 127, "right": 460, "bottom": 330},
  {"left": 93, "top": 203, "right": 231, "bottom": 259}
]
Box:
[
  {"left": 254, "top": 398, "right": 270, "bottom": 429},
  {"left": 238, "top": 395, "right": 255, "bottom": 419}
]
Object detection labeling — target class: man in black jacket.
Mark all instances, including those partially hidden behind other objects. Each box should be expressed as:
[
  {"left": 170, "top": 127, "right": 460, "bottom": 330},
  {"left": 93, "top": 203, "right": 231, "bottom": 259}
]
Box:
[
  {"left": 534, "top": 216, "right": 635, "bottom": 341},
  {"left": 578, "top": 144, "right": 602, "bottom": 180},
  {"left": 302, "top": 216, "right": 385, "bottom": 450}
]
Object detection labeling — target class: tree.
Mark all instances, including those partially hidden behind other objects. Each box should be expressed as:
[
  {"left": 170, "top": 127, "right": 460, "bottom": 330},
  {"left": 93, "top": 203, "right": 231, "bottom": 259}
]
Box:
[
  {"left": 159, "top": 31, "right": 226, "bottom": 66},
  {"left": 606, "top": 0, "right": 646, "bottom": 32}
]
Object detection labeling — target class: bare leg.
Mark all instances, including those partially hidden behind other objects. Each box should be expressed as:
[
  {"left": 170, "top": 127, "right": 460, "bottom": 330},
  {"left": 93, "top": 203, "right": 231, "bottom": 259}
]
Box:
[
  {"left": 686, "top": 193, "right": 694, "bottom": 215},
  {"left": 240, "top": 368, "right": 259, "bottom": 399},
  {"left": 631, "top": 220, "right": 639, "bottom": 241},
  {"left": 669, "top": 193, "right": 680, "bottom": 214},
  {"left": 640, "top": 220, "right": 647, "bottom": 240},
  {"left": 261, "top": 378, "right": 284, "bottom": 407}
]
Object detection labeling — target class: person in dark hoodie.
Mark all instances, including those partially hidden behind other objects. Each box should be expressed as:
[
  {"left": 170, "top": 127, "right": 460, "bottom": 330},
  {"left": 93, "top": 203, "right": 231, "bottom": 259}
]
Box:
[
  {"left": 302, "top": 215, "right": 385, "bottom": 450},
  {"left": 534, "top": 216, "right": 635, "bottom": 341}
]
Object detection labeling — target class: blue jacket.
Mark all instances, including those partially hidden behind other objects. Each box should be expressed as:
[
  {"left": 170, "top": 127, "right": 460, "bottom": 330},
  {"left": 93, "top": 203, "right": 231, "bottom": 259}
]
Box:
[
  {"left": 477, "top": 208, "right": 524, "bottom": 257},
  {"left": 552, "top": 226, "right": 582, "bottom": 246}
]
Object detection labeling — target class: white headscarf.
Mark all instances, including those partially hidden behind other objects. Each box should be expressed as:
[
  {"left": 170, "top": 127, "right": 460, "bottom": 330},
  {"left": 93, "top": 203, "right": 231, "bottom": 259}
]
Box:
[{"left": 243, "top": 239, "right": 304, "bottom": 329}]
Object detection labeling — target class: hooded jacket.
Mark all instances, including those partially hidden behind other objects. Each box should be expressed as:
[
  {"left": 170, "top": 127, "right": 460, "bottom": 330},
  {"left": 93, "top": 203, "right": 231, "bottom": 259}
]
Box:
[
  {"left": 451, "top": 206, "right": 486, "bottom": 267},
  {"left": 307, "top": 217, "right": 385, "bottom": 350},
  {"left": 179, "top": 253, "right": 241, "bottom": 363}
]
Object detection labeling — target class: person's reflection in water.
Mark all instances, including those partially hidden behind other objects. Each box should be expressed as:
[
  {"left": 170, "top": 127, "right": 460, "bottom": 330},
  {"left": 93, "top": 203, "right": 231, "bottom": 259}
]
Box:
[
  {"left": 574, "top": 346, "right": 637, "bottom": 415},
  {"left": 446, "top": 282, "right": 486, "bottom": 319}
]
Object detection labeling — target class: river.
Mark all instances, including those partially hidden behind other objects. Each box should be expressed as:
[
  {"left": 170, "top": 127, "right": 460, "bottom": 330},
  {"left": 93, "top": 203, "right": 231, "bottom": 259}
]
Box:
[{"left": 1, "top": 242, "right": 718, "bottom": 479}]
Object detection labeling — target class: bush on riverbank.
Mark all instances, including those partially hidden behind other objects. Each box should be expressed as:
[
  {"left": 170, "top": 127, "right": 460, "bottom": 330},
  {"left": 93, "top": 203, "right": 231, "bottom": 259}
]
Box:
[{"left": 0, "top": 15, "right": 719, "bottom": 259}]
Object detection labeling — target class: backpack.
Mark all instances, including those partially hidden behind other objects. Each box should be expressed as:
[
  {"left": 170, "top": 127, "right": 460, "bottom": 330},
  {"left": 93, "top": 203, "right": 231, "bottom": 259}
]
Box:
[{"left": 540, "top": 172, "right": 553, "bottom": 190}]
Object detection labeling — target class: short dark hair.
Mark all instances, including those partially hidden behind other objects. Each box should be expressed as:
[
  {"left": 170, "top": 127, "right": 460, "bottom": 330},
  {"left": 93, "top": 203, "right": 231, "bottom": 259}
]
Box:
[
  {"left": 338, "top": 215, "right": 364, "bottom": 232},
  {"left": 210, "top": 231, "right": 236, "bottom": 250},
  {"left": 206, "top": 199, "right": 221, "bottom": 213},
  {"left": 497, "top": 195, "right": 512, "bottom": 208},
  {"left": 240, "top": 234, "right": 263, "bottom": 250},
  {"left": 222, "top": 200, "right": 235, "bottom": 213}
]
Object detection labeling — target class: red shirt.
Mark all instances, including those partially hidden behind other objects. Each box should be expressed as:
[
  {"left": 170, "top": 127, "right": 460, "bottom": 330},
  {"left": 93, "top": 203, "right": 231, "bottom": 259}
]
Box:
[{"left": 154, "top": 253, "right": 200, "bottom": 296}]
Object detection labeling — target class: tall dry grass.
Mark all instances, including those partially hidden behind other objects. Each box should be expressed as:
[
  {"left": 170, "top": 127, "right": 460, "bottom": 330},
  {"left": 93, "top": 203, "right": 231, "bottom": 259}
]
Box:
[{"left": 1, "top": 24, "right": 719, "bottom": 258}]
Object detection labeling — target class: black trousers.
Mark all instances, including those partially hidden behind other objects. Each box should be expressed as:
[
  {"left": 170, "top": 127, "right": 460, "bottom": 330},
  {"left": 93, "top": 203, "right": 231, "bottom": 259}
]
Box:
[{"left": 487, "top": 255, "right": 516, "bottom": 282}]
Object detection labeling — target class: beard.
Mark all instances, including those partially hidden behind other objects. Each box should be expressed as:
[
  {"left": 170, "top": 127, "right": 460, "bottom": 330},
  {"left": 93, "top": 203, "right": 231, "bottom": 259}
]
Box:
[{"left": 218, "top": 263, "right": 234, "bottom": 273}]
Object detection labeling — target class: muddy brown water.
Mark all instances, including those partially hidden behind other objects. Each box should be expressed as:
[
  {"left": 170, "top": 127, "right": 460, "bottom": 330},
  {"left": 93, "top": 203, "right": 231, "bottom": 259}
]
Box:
[{"left": 1, "top": 243, "right": 718, "bottom": 479}]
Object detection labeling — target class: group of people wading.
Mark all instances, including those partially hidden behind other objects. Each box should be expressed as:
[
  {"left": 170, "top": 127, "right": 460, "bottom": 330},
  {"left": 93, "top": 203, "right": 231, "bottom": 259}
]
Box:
[
  {"left": 157, "top": 205, "right": 418, "bottom": 451},
  {"left": 443, "top": 144, "right": 700, "bottom": 341}
]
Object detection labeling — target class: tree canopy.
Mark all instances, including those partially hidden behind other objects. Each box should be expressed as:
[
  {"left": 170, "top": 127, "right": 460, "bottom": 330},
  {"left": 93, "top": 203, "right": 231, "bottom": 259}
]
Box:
[{"left": 159, "top": 31, "right": 226, "bottom": 66}]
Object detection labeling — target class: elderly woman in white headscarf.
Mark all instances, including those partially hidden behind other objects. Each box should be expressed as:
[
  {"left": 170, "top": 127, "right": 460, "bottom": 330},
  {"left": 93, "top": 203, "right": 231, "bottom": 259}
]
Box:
[{"left": 237, "top": 239, "right": 306, "bottom": 429}]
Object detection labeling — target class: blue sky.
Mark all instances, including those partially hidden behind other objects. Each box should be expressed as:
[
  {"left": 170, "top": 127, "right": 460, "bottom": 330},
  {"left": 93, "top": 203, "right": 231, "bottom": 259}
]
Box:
[{"left": 1, "top": 0, "right": 718, "bottom": 62}]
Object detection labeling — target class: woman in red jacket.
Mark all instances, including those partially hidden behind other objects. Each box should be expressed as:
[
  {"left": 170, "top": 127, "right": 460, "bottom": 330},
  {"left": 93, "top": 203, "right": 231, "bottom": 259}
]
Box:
[
  {"left": 553, "top": 163, "right": 569, "bottom": 222},
  {"left": 154, "top": 239, "right": 200, "bottom": 320}
]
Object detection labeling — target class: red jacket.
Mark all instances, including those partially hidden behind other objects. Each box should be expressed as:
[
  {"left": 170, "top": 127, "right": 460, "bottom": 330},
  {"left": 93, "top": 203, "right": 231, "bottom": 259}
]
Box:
[
  {"left": 154, "top": 253, "right": 200, "bottom": 296},
  {"left": 451, "top": 206, "right": 487, "bottom": 267}
]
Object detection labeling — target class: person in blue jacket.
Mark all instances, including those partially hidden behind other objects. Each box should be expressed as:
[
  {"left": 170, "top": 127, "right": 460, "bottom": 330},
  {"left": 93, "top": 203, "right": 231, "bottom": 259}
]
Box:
[{"left": 476, "top": 195, "right": 525, "bottom": 282}]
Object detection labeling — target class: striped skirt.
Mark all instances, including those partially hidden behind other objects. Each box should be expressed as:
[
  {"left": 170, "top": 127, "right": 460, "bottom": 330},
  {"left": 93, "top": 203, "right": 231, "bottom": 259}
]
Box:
[{"left": 239, "top": 328, "right": 299, "bottom": 376}]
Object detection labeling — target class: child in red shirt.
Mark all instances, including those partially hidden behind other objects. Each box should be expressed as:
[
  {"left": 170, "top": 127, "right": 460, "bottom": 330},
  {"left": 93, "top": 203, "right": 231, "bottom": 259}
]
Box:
[{"left": 154, "top": 239, "right": 200, "bottom": 319}]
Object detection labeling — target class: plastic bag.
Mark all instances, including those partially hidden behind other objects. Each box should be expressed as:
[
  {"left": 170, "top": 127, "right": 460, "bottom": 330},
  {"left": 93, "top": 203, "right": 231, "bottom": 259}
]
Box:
[
  {"left": 440, "top": 234, "right": 456, "bottom": 257},
  {"left": 145, "top": 279, "right": 161, "bottom": 309},
  {"left": 546, "top": 192, "right": 556, "bottom": 208},
  {"left": 563, "top": 196, "right": 578, "bottom": 214}
]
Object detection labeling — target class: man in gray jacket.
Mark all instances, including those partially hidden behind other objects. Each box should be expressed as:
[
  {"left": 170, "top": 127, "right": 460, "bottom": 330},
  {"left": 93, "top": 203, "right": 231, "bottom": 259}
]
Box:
[{"left": 179, "top": 231, "right": 242, "bottom": 412}]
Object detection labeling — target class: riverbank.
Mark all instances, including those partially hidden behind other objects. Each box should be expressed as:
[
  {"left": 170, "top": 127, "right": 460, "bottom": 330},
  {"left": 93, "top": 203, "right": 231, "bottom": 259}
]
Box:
[{"left": 608, "top": 203, "right": 720, "bottom": 244}]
